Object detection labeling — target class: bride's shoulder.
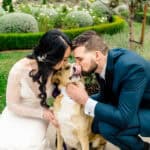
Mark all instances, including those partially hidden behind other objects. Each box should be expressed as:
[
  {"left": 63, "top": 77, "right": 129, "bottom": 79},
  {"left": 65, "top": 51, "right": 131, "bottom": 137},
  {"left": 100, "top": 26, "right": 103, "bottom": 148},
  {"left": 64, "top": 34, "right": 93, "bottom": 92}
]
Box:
[{"left": 9, "top": 57, "right": 31, "bottom": 75}]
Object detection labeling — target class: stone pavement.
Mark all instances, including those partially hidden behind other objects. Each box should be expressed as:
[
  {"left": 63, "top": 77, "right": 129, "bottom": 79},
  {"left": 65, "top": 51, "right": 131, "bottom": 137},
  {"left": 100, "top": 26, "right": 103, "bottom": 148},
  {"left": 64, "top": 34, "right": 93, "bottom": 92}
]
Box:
[{"left": 105, "top": 137, "right": 150, "bottom": 150}]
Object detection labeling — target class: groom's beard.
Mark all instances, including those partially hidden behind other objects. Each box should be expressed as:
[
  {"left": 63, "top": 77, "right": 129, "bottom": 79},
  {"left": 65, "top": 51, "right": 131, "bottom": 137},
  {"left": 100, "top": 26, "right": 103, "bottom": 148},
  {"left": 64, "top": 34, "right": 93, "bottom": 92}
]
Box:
[{"left": 82, "top": 60, "right": 98, "bottom": 76}]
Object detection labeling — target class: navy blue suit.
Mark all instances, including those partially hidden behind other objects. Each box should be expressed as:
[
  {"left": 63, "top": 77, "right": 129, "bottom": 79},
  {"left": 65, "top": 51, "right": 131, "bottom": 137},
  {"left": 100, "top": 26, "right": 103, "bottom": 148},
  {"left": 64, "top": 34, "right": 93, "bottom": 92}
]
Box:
[{"left": 91, "top": 48, "right": 150, "bottom": 150}]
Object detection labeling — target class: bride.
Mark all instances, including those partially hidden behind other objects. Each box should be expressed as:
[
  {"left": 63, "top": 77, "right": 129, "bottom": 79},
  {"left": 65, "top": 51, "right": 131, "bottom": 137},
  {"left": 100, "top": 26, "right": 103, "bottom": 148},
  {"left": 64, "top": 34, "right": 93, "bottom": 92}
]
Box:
[{"left": 0, "top": 29, "right": 71, "bottom": 150}]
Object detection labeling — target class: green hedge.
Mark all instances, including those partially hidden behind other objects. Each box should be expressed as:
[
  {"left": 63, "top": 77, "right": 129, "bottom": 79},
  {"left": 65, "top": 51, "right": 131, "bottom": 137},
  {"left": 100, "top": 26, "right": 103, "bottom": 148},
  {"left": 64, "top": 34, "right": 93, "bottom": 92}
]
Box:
[
  {"left": 0, "top": 16, "right": 125, "bottom": 51},
  {"left": 135, "top": 12, "right": 150, "bottom": 25},
  {"left": 0, "top": 33, "right": 42, "bottom": 50}
]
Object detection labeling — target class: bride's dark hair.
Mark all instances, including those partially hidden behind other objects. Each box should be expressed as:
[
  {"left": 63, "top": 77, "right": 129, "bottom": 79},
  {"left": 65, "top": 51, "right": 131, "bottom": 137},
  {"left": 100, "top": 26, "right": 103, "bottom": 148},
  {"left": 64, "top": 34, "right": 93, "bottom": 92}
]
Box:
[{"left": 27, "top": 29, "right": 72, "bottom": 108}]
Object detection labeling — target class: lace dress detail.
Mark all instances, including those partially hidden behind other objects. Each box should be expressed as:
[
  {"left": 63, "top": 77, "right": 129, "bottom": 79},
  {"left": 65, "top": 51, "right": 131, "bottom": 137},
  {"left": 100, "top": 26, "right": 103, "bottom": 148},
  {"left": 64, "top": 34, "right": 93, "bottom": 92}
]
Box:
[{"left": 0, "top": 58, "right": 55, "bottom": 150}]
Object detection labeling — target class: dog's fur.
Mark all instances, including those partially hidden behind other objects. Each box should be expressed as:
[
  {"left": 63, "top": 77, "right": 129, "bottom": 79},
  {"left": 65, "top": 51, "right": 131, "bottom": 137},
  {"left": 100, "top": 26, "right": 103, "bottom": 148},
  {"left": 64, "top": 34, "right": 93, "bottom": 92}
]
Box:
[{"left": 51, "top": 63, "right": 106, "bottom": 150}]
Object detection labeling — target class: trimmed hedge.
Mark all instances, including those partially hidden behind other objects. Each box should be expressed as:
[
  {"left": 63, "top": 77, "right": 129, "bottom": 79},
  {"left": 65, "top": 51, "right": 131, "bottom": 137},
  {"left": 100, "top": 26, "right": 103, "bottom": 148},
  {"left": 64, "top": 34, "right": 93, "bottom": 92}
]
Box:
[
  {"left": 135, "top": 12, "right": 150, "bottom": 25},
  {"left": 0, "top": 33, "right": 42, "bottom": 50},
  {"left": 0, "top": 16, "right": 125, "bottom": 51}
]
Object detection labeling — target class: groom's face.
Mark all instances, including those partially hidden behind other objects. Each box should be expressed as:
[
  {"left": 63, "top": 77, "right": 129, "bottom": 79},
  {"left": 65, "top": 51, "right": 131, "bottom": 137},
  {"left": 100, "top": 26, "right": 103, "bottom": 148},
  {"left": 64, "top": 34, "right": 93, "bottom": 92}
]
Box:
[{"left": 73, "top": 46, "right": 98, "bottom": 75}]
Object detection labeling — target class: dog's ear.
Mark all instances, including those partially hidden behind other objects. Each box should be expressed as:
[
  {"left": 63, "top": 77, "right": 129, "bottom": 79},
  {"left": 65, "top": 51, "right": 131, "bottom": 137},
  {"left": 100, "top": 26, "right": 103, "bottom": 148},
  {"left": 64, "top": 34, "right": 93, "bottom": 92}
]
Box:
[{"left": 51, "top": 75, "right": 60, "bottom": 85}]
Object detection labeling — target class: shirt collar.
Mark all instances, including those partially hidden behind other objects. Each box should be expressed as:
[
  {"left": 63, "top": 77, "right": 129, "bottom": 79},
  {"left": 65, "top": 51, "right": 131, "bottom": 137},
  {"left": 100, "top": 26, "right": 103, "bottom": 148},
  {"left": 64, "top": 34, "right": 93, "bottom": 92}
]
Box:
[
  {"left": 99, "top": 54, "right": 107, "bottom": 79},
  {"left": 100, "top": 63, "right": 106, "bottom": 79}
]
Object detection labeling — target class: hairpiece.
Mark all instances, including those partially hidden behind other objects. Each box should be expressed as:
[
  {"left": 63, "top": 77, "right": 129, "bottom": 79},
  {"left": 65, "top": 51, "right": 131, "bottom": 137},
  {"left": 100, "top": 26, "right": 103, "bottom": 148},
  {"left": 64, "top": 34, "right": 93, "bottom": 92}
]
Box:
[{"left": 37, "top": 54, "right": 47, "bottom": 62}]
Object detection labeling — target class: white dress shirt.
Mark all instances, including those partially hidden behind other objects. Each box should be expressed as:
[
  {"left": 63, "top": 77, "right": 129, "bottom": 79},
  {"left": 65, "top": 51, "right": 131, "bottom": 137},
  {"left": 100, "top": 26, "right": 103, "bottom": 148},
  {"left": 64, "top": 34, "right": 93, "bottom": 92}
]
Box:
[{"left": 84, "top": 63, "right": 106, "bottom": 117}]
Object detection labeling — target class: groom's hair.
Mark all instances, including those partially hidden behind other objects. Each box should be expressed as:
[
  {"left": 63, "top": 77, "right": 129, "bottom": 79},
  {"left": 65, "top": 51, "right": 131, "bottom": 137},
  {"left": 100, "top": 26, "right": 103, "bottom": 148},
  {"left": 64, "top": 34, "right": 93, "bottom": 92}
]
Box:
[{"left": 72, "top": 30, "right": 108, "bottom": 55}]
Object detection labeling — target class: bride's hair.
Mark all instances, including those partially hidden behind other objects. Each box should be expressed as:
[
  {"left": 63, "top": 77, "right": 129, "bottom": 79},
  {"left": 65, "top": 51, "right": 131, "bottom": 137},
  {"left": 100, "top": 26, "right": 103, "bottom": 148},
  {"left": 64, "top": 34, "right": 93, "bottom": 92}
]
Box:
[{"left": 27, "top": 29, "right": 72, "bottom": 108}]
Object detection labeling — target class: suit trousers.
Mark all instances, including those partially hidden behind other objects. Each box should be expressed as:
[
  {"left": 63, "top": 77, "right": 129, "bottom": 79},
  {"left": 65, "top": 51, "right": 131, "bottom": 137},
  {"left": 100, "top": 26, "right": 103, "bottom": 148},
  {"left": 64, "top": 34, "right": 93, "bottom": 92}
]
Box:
[{"left": 90, "top": 93, "right": 145, "bottom": 150}]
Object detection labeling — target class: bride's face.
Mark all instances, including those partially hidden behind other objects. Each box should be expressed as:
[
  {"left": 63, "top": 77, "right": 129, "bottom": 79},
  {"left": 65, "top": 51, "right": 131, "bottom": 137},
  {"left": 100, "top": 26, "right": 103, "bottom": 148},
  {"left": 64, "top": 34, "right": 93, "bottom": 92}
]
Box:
[{"left": 53, "top": 47, "right": 71, "bottom": 70}]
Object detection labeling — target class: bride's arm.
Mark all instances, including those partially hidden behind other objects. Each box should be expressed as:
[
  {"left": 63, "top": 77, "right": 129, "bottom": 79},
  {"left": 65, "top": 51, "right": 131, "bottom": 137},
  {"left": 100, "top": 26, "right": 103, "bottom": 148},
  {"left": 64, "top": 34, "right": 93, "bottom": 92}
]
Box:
[{"left": 6, "top": 66, "right": 45, "bottom": 119}]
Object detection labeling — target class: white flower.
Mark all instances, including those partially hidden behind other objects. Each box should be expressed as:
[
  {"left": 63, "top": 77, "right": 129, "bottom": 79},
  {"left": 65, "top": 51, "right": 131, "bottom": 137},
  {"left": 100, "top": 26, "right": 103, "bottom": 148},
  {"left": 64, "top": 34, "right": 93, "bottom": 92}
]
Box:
[{"left": 37, "top": 54, "right": 47, "bottom": 62}]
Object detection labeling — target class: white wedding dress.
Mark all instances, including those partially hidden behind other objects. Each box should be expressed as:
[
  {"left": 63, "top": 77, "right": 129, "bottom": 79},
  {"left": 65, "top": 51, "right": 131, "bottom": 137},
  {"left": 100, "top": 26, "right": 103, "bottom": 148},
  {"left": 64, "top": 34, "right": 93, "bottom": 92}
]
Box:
[{"left": 0, "top": 58, "right": 56, "bottom": 150}]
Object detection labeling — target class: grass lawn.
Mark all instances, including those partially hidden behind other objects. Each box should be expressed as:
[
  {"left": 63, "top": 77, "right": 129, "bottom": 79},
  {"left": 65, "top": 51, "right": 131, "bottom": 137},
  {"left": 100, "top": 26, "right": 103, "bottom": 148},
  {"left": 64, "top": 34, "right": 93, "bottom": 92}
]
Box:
[{"left": 0, "top": 22, "right": 150, "bottom": 112}]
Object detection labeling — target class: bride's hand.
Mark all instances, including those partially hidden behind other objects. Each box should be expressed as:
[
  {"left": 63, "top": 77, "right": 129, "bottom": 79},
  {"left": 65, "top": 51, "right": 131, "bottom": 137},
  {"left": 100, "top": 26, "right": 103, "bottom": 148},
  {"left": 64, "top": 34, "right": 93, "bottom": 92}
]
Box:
[{"left": 43, "top": 109, "right": 59, "bottom": 128}]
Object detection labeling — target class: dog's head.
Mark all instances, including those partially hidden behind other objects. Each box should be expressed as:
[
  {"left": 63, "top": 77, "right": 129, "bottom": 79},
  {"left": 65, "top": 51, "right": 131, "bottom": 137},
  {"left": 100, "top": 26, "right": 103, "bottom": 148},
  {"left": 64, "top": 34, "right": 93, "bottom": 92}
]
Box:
[{"left": 51, "top": 63, "right": 82, "bottom": 87}]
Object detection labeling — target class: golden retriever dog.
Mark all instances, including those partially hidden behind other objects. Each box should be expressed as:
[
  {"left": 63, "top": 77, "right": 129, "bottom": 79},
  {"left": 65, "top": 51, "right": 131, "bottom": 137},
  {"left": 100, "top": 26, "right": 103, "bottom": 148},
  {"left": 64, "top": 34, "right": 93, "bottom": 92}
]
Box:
[{"left": 51, "top": 63, "right": 106, "bottom": 150}]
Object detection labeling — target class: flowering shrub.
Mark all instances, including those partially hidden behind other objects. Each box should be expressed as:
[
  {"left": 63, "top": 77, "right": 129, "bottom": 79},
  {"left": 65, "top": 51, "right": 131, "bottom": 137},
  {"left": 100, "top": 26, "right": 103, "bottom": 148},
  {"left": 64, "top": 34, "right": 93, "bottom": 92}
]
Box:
[
  {"left": 0, "top": 7, "right": 6, "bottom": 16},
  {"left": 0, "top": 12, "right": 39, "bottom": 33},
  {"left": 63, "top": 10, "right": 93, "bottom": 29},
  {"left": 0, "top": 2, "right": 125, "bottom": 32},
  {"left": 90, "top": 1, "right": 110, "bottom": 17}
]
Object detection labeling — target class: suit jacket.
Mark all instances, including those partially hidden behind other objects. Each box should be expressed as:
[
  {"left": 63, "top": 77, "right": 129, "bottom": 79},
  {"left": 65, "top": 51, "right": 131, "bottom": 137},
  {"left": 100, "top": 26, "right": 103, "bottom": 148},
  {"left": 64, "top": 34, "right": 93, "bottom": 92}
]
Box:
[{"left": 92, "top": 48, "right": 150, "bottom": 136}]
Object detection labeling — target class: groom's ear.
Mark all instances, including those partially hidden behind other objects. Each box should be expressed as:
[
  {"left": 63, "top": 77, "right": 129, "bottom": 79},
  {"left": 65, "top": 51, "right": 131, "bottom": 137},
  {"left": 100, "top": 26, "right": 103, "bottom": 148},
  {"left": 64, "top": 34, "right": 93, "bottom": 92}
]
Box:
[{"left": 95, "top": 50, "right": 102, "bottom": 60}]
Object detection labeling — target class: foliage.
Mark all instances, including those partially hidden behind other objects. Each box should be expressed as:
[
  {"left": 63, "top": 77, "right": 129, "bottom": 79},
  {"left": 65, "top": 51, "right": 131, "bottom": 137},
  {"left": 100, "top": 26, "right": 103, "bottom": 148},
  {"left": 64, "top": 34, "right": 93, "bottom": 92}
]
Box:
[
  {"left": 79, "top": 0, "right": 91, "bottom": 9},
  {"left": 0, "top": 7, "right": 6, "bottom": 16},
  {"left": 109, "top": 0, "right": 119, "bottom": 8},
  {"left": 135, "top": 12, "right": 150, "bottom": 25},
  {"left": 2, "top": 0, "right": 14, "bottom": 12},
  {"left": 18, "top": 4, "right": 58, "bottom": 31},
  {"left": 15, "top": 2, "right": 112, "bottom": 31},
  {"left": 42, "top": 0, "right": 47, "bottom": 4},
  {"left": 90, "top": 1, "right": 111, "bottom": 17},
  {"left": 0, "top": 12, "right": 39, "bottom": 33},
  {"left": 64, "top": 16, "right": 125, "bottom": 39},
  {"left": 37, "top": 8, "right": 58, "bottom": 31},
  {"left": 127, "top": 0, "right": 148, "bottom": 12},
  {"left": 54, "top": 4, "right": 70, "bottom": 28},
  {"left": 0, "top": 16, "right": 125, "bottom": 50},
  {"left": 113, "top": 4, "right": 129, "bottom": 19},
  {"left": 17, "top": 3, "right": 33, "bottom": 14},
  {"left": 0, "top": 32, "right": 42, "bottom": 50},
  {"left": 63, "top": 10, "right": 93, "bottom": 28}
]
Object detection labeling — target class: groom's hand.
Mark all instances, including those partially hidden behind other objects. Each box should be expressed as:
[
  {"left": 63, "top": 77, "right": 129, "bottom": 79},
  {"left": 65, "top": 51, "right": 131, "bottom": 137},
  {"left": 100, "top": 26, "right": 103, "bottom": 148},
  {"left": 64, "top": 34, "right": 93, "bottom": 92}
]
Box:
[{"left": 66, "top": 83, "right": 88, "bottom": 105}]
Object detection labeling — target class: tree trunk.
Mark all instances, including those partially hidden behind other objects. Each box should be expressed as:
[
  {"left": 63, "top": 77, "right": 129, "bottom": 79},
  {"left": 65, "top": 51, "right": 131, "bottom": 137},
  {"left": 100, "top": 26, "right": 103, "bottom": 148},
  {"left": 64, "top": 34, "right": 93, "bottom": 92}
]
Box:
[
  {"left": 140, "top": 3, "right": 148, "bottom": 45},
  {"left": 128, "top": 1, "right": 135, "bottom": 49}
]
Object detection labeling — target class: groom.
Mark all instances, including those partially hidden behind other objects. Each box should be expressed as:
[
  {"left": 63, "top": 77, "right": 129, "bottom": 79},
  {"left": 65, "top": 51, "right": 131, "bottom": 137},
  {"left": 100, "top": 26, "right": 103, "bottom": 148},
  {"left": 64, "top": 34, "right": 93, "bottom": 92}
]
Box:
[{"left": 66, "top": 31, "right": 150, "bottom": 150}]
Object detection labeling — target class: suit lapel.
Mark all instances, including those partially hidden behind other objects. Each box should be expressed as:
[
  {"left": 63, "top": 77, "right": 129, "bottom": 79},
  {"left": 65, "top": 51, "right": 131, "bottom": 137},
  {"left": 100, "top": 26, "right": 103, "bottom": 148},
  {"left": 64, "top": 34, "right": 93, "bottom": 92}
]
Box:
[{"left": 95, "top": 49, "right": 124, "bottom": 105}]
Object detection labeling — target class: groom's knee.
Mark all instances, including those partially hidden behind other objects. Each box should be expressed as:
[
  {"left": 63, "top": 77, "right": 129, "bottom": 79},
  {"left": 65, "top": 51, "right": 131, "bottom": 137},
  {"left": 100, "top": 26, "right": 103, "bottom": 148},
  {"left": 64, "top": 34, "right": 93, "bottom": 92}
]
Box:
[{"left": 98, "top": 122, "right": 120, "bottom": 139}]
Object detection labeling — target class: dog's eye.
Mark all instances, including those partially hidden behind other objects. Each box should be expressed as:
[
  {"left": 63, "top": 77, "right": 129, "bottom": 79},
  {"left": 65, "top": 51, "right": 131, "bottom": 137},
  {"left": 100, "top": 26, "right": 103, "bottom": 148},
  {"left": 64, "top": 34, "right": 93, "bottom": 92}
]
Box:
[{"left": 65, "top": 66, "right": 70, "bottom": 70}]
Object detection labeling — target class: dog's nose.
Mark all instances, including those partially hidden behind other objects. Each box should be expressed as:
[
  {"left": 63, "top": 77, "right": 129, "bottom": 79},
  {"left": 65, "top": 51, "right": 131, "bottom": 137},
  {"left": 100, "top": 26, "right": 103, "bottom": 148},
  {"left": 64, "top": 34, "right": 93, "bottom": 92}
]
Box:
[
  {"left": 73, "top": 66, "right": 76, "bottom": 72},
  {"left": 73, "top": 64, "right": 81, "bottom": 75}
]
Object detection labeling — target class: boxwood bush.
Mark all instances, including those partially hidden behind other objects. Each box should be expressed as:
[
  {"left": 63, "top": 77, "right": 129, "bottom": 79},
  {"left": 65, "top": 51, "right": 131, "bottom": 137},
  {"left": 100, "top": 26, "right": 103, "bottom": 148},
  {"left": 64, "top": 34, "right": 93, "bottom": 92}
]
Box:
[
  {"left": 64, "top": 16, "right": 125, "bottom": 39},
  {"left": 0, "top": 12, "right": 39, "bottom": 33},
  {"left": 0, "top": 16, "right": 125, "bottom": 51},
  {"left": 63, "top": 10, "right": 93, "bottom": 28},
  {"left": 90, "top": 1, "right": 111, "bottom": 17},
  {"left": 0, "top": 7, "right": 6, "bottom": 16}
]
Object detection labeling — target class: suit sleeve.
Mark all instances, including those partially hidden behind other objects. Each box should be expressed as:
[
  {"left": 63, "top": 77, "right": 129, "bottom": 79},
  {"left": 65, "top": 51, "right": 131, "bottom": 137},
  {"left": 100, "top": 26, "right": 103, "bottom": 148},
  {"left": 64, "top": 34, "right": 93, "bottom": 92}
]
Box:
[{"left": 94, "top": 65, "right": 147, "bottom": 129}]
